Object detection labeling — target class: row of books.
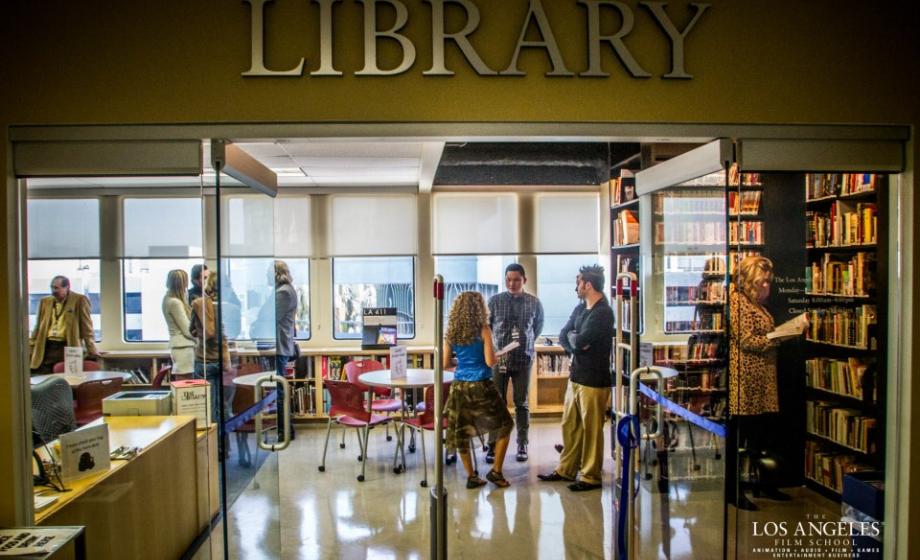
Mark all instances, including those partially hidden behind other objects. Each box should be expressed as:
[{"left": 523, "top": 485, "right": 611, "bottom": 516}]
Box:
[
  {"left": 653, "top": 192, "right": 725, "bottom": 215},
  {"left": 655, "top": 221, "right": 725, "bottom": 245},
  {"left": 661, "top": 253, "right": 726, "bottom": 274},
  {"left": 728, "top": 166, "right": 762, "bottom": 187},
  {"left": 805, "top": 305, "right": 877, "bottom": 349},
  {"left": 805, "top": 252, "right": 876, "bottom": 296},
  {"left": 806, "top": 173, "right": 880, "bottom": 201},
  {"left": 805, "top": 357, "right": 873, "bottom": 402},
  {"left": 321, "top": 354, "right": 426, "bottom": 380},
  {"left": 804, "top": 440, "right": 874, "bottom": 493},
  {"left": 665, "top": 282, "right": 724, "bottom": 304},
  {"left": 609, "top": 173, "right": 637, "bottom": 206},
  {"left": 729, "top": 221, "right": 764, "bottom": 245},
  {"left": 728, "top": 190, "right": 762, "bottom": 216},
  {"left": 537, "top": 354, "right": 571, "bottom": 377},
  {"left": 665, "top": 312, "right": 723, "bottom": 333},
  {"left": 653, "top": 339, "right": 724, "bottom": 363},
  {"left": 293, "top": 385, "right": 317, "bottom": 416},
  {"left": 806, "top": 400, "right": 876, "bottom": 453},
  {"left": 664, "top": 370, "right": 722, "bottom": 392},
  {"left": 613, "top": 209, "right": 640, "bottom": 246},
  {"left": 806, "top": 201, "right": 878, "bottom": 247}
]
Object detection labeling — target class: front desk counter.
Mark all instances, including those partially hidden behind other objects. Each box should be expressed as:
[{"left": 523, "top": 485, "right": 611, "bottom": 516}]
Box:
[{"left": 35, "top": 416, "right": 219, "bottom": 560}]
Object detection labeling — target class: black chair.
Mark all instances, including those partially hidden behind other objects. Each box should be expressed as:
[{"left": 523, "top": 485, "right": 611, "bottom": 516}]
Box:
[{"left": 31, "top": 376, "right": 76, "bottom": 446}]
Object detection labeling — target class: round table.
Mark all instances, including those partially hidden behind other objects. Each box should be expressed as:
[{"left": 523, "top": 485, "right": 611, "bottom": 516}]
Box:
[
  {"left": 357, "top": 369, "right": 454, "bottom": 474},
  {"left": 358, "top": 368, "right": 454, "bottom": 389},
  {"left": 30, "top": 371, "right": 133, "bottom": 387},
  {"left": 231, "top": 371, "right": 279, "bottom": 387}
]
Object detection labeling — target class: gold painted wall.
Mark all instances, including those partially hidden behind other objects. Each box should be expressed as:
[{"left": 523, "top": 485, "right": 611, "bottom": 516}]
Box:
[{"left": 0, "top": 0, "right": 918, "bottom": 555}]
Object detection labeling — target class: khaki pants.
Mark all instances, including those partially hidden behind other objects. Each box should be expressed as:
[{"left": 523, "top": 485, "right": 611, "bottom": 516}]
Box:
[{"left": 557, "top": 381, "right": 611, "bottom": 485}]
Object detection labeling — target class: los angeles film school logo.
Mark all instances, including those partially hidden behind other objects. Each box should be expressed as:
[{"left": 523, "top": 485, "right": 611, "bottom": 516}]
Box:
[{"left": 749, "top": 513, "right": 881, "bottom": 559}]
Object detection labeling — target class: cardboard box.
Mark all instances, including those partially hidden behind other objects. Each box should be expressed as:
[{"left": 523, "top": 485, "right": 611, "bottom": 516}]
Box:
[
  {"left": 103, "top": 390, "right": 173, "bottom": 416},
  {"left": 171, "top": 380, "right": 211, "bottom": 429}
]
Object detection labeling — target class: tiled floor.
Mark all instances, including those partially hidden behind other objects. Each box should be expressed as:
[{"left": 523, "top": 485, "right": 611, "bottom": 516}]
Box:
[{"left": 193, "top": 419, "right": 841, "bottom": 560}]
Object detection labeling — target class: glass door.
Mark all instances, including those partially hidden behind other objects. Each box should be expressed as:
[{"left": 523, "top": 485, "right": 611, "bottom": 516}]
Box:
[
  {"left": 208, "top": 141, "right": 289, "bottom": 559},
  {"left": 615, "top": 141, "right": 731, "bottom": 559}
]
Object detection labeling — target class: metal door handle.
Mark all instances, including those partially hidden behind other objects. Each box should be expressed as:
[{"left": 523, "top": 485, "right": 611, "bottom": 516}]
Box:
[{"left": 256, "top": 374, "right": 292, "bottom": 452}]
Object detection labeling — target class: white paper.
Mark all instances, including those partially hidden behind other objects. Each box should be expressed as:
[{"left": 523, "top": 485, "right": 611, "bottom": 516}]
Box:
[
  {"left": 173, "top": 382, "right": 211, "bottom": 429},
  {"left": 0, "top": 528, "right": 80, "bottom": 556},
  {"left": 389, "top": 346, "right": 408, "bottom": 379},
  {"left": 495, "top": 341, "right": 520, "bottom": 357},
  {"left": 59, "top": 423, "right": 110, "bottom": 483},
  {"left": 64, "top": 346, "right": 83, "bottom": 375},
  {"left": 639, "top": 342, "right": 654, "bottom": 367},
  {"left": 767, "top": 312, "right": 808, "bottom": 340}
]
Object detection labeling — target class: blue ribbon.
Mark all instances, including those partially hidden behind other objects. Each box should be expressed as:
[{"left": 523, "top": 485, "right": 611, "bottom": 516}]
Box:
[
  {"left": 616, "top": 415, "right": 639, "bottom": 560},
  {"left": 221, "top": 389, "right": 278, "bottom": 436},
  {"left": 637, "top": 382, "right": 726, "bottom": 438}
]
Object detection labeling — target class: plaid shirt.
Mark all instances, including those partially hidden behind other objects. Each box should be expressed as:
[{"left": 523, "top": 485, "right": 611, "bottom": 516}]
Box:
[{"left": 488, "top": 291, "right": 544, "bottom": 371}]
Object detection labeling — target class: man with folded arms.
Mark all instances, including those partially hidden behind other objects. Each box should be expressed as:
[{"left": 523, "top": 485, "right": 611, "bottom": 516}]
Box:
[
  {"left": 538, "top": 265, "right": 613, "bottom": 491},
  {"left": 30, "top": 275, "right": 98, "bottom": 374}
]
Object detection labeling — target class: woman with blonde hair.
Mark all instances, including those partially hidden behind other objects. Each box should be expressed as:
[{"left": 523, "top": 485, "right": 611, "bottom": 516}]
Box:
[
  {"left": 162, "top": 269, "right": 195, "bottom": 374},
  {"left": 729, "top": 255, "right": 805, "bottom": 509},
  {"left": 443, "top": 291, "right": 515, "bottom": 489}
]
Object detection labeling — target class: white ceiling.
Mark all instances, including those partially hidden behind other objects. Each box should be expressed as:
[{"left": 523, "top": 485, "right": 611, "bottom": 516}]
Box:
[{"left": 26, "top": 140, "right": 445, "bottom": 190}]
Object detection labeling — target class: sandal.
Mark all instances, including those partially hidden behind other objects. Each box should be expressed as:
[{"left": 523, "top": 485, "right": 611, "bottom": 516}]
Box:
[
  {"left": 486, "top": 469, "right": 510, "bottom": 488},
  {"left": 466, "top": 474, "right": 486, "bottom": 489}
]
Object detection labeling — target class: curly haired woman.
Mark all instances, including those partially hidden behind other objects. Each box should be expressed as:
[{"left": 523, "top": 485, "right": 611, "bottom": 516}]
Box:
[{"left": 443, "top": 291, "right": 515, "bottom": 489}]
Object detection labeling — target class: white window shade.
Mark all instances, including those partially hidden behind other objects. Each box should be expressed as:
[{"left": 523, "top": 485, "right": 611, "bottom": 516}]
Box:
[
  {"left": 432, "top": 194, "right": 518, "bottom": 255},
  {"left": 330, "top": 195, "right": 417, "bottom": 256},
  {"left": 534, "top": 193, "right": 600, "bottom": 254},
  {"left": 123, "top": 198, "right": 203, "bottom": 258},
  {"left": 28, "top": 199, "right": 100, "bottom": 258},
  {"left": 221, "top": 195, "right": 313, "bottom": 257}
]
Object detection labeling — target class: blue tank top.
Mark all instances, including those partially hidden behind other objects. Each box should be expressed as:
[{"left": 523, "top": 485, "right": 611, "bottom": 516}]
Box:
[{"left": 452, "top": 339, "right": 492, "bottom": 382}]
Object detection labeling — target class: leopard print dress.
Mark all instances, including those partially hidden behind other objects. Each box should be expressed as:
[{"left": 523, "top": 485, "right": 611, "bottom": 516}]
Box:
[{"left": 729, "top": 285, "right": 780, "bottom": 416}]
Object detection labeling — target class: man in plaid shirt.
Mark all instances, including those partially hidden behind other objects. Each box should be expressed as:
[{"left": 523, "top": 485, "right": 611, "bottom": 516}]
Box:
[{"left": 486, "top": 264, "right": 544, "bottom": 463}]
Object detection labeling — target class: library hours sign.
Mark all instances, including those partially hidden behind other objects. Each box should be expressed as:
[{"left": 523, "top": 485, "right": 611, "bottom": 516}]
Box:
[{"left": 243, "top": 0, "right": 710, "bottom": 79}]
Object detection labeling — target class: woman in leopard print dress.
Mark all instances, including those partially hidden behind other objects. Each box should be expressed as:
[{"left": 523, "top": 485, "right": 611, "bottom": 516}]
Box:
[{"left": 729, "top": 256, "right": 780, "bottom": 416}]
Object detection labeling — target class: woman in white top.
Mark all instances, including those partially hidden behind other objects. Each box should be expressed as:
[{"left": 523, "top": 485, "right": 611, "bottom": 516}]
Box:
[{"left": 162, "top": 269, "right": 195, "bottom": 374}]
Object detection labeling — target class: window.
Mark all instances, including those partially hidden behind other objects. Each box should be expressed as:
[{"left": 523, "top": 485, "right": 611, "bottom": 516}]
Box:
[
  {"left": 434, "top": 256, "right": 516, "bottom": 321},
  {"left": 122, "top": 259, "right": 202, "bottom": 341},
  {"left": 27, "top": 199, "right": 102, "bottom": 341},
  {"left": 122, "top": 198, "right": 204, "bottom": 342},
  {"left": 432, "top": 193, "right": 518, "bottom": 255},
  {"left": 333, "top": 257, "right": 415, "bottom": 339},
  {"left": 222, "top": 258, "right": 311, "bottom": 341},
  {"left": 537, "top": 254, "right": 602, "bottom": 337},
  {"left": 28, "top": 260, "right": 102, "bottom": 341}
]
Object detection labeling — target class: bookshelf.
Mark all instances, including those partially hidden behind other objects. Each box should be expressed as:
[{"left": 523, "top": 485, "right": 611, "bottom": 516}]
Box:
[
  {"left": 802, "top": 173, "right": 886, "bottom": 497},
  {"left": 610, "top": 169, "right": 643, "bottom": 334}
]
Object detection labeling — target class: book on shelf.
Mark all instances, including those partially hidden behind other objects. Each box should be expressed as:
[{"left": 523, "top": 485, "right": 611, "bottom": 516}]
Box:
[
  {"left": 655, "top": 220, "right": 726, "bottom": 245},
  {"left": 805, "top": 251, "right": 876, "bottom": 296},
  {"left": 614, "top": 209, "right": 640, "bottom": 246},
  {"left": 805, "top": 304, "right": 876, "bottom": 349},
  {"left": 665, "top": 282, "right": 724, "bottom": 304},
  {"left": 537, "top": 353, "right": 571, "bottom": 376},
  {"left": 665, "top": 311, "right": 723, "bottom": 333},
  {"left": 806, "top": 173, "right": 880, "bottom": 201},
  {"left": 654, "top": 338, "right": 724, "bottom": 363},
  {"left": 728, "top": 190, "right": 762, "bottom": 216},
  {"left": 805, "top": 357, "right": 872, "bottom": 402},
  {"left": 805, "top": 440, "right": 874, "bottom": 493},
  {"left": 806, "top": 202, "right": 877, "bottom": 247},
  {"left": 806, "top": 400, "right": 876, "bottom": 454},
  {"left": 729, "top": 220, "right": 763, "bottom": 245},
  {"left": 610, "top": 171, "right": 637, "bottom": 206},
  {"left": 728, "top": 165, "right": 761, "bottom": 187}
]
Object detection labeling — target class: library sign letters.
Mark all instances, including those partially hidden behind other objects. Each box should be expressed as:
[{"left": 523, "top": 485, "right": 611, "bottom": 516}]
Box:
[{"left": 243, "top": 0, "right": 710, "bottom": 79}]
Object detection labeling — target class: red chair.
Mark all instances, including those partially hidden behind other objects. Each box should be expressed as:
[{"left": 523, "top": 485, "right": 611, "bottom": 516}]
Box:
[
  {"left": 52, "top": 360, "right": 101, "bottom": 373},
  {"left": 344, "top": 360, "right": 402, "bottom": 442},
  {"left": 319, "top": 379, "right": 391, "bottom": 482},
  {"left": 151, "top": 364, "right": 171, "bottom": 389},
  {"left": 402, "top": 382, "right": 451, "bottom": 487},
  {"left": 74, "top": 378, "right": 123, "bottom": 425}
]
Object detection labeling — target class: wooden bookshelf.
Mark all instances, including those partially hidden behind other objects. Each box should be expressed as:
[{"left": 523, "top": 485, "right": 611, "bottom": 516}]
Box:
[{"left": 801, "top": 172, "right": 886, "bottom": 503}]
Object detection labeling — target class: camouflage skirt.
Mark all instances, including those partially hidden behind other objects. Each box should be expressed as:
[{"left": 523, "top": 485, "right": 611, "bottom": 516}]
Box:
[{"left": 444, "top": 379, "right": 513, "bottom": 453}]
